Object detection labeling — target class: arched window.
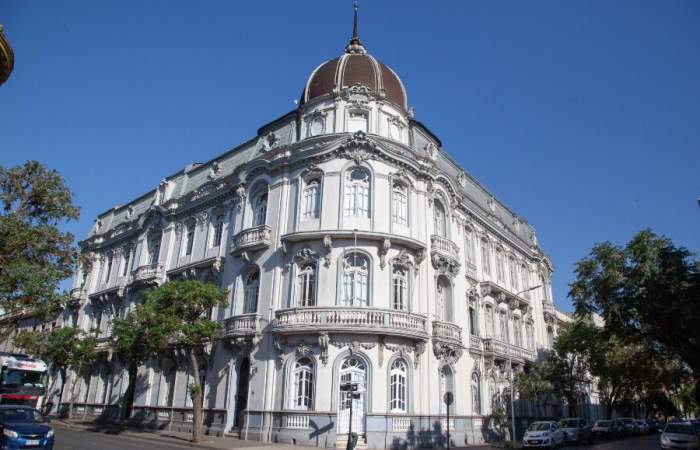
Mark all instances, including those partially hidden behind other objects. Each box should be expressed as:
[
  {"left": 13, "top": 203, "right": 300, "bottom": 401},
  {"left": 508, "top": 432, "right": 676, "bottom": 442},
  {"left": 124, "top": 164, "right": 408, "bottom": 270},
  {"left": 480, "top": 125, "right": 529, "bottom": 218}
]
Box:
[
  {"left": 499, "top": 311, "right": 507, "bottom": 342},
  {"left": 521, "top": 265, "right": 530, "bottom": 298},
  {"left": 290, "top": 357, "right": 314, "bottom": 410},
  {"left": 252, "top": 191, "right": 268, "bottom": 226},
  {"left": 391, "top": 182, "right": 408, "bottom": 226},
  {"left": 342, "top": 253, "right": 369, "bottom": 306},
  {"left": 183, "top": 224, "right": 195, "bottom": 256},
  {"left": 471, "top": 373, "right": 481, "bottom": 414},
  {"left": 302, "top": 179, "right": 321, "bottom": 219},
  {"left": 120, "top": 247, "right": 130, "bottom": 276},
  {"left": 469, "top": 303, "right": 479, "bottom": 336},
  {"left": 439, "top": 366, "right": 454, "bottom": 413},
  {"left": 338, "top": 356, "right": 367, "bottom": 434},
  {"left": 489, "top": 377, "right": 499, "bottom": 410},
  {"left": 344, "top": 169, "right": 371, "bottom": 218},
  {"left": 243, "top": 270, "right": 260, "bottom": 314},
  {"left": 210, "top": 214, "right": 224, "bottom": 247},
  {"left": 433, "top": 201, "right": 447, "bottom": 237},
  {"left": 435, "top": 276, "right": 451, "bottom": 321},
  {"left": 481, "top": 240, "right": 491, "bottom": 275},
  {"left": 465, "top": 228, "right": 476, "bottom": 265},
  {"left": 389, "top": 359, "right": 408, "bottom": 413},
  {"left": 485, "top": 305, "right": 494, "bottom": 338},
  {"left": 526, "top": 321, "right": 535, "bottom": 350},
  {"left": 391, "top": 265, "right": 408, "bottom": 311},
  {"left": 514, "top": 317, "right": 522, "bottom": 347},
  {"left": 495, "top": 248, "right": 505, "bottom": 282},
  {"left": 103, "top": 255, "right": 113, "bottom": 283},
  {"left": 296, "top": 264, "right": 316, "bottom": 307},
  {"left": 509, "top": 257, "right": 518, "bottom": 290}
]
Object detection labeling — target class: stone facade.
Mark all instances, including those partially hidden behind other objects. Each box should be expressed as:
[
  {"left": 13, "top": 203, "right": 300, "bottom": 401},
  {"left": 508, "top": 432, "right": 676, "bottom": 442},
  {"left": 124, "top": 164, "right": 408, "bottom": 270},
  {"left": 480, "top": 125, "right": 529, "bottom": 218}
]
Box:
[{"left": 3, "top": 14, "right": 607, "bottom": 449}]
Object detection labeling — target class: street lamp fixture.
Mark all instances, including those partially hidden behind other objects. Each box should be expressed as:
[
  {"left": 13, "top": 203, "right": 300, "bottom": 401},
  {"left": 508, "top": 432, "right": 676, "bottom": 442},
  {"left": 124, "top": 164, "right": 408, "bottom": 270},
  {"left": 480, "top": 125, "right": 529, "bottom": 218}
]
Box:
[
  {"left": 507, "top": 284, "right": 541, "bottom": 443},
  {"left": 339, "top": 382, "right": 361, "bottom": 450}
]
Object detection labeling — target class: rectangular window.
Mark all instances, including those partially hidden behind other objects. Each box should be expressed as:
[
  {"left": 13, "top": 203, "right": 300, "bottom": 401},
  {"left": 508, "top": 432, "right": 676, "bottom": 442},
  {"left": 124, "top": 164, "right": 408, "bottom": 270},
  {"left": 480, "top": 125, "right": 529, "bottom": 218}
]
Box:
[
  {"left": 392, "top": 186, "right": 408, "bottom": 226},
  {"left": 465, "top": 231, "right": 475, "bottom": 265},
  {"left": 149, "top": 239, "right": 160, "bottom": 265},
  {"left": 481, "top": 243, "right": 491, "bottom": 275},
  {"left": 347, "top": 111, "right": 368, "bottom": 133},
  {"left": 104, "top": 257, "right": 113, "bottom": 283},
  {"left": 302, "top": 183, "right": 320, "bottom": 219},
  {"left": 121, "top": 250, "right": 130, "bottom": 276}
]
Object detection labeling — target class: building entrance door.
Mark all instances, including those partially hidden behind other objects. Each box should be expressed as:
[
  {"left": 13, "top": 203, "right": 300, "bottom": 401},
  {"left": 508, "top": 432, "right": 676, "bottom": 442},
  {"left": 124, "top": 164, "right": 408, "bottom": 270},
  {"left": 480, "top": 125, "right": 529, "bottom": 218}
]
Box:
[
  {"left": 336, "top": 357, "right": 366, "bottom": 434},
  {"left": 234, "top": 357, "right": 250, "bottom": 428}
]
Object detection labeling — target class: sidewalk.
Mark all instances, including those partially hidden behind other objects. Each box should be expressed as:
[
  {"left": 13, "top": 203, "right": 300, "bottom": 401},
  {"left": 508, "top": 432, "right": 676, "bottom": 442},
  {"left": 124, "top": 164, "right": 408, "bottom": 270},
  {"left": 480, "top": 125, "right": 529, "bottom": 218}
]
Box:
[{"left": 52, "top": 420, "right": 502, "bottom": 450}]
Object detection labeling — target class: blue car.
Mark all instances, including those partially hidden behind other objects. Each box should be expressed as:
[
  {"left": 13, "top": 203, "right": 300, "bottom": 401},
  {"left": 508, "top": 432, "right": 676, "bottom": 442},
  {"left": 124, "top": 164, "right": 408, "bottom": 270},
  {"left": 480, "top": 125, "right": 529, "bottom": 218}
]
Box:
[{"left": 0, "top": 405, "right": 54, "bottom": 449}]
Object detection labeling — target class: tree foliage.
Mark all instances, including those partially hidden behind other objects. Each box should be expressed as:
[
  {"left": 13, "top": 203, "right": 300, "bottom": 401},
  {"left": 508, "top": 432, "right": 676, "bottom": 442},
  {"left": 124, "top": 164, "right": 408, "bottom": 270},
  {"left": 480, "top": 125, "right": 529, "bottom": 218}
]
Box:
[
  {"left": 570, "top": 229, "right": 700, "bottom": 407},
  {"left": 515, "top": 361, "right": 554, "bottom": 417},
  {"left": 0, "top": 161, "right": 83, "bottom": 322},
  {"left": 114, "top": 280, "right": 227, "bottom": 442}
]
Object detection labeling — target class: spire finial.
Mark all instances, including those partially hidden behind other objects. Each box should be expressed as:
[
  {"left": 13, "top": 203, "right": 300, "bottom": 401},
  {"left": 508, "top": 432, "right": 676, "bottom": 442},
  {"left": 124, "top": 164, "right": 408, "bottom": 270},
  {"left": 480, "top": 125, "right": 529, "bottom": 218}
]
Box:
[{"left": 346, "top": 1, "right": 366, "bottom": 54}]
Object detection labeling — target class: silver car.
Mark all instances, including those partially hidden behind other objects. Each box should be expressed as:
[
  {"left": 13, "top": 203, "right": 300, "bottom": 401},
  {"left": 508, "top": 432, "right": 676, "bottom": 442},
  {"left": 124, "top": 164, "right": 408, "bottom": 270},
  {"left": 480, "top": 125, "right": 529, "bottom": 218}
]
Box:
[
  {"left": 523, "top": 421, "right": 565, "bottom": 448},
  {"left": 661, "top": 422, "right": 699, "bottom": 450}
]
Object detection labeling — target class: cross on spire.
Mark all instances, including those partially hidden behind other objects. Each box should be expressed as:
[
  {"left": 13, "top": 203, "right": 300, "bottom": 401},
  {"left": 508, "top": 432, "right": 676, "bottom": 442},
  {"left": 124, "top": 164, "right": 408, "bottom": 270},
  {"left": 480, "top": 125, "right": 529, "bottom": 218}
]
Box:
[{"left": 346, "top": 1, "right": 366, "bottom": 54}]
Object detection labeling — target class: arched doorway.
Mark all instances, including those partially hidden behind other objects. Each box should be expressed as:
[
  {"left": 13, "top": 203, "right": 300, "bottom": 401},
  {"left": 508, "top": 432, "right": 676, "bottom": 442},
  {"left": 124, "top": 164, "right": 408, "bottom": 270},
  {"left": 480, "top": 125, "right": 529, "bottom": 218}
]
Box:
[
  {"left": 337, "top": 356, "right": 367, "bottom": 434},
  {"left": 235, "top": 357, "right": 250, "bottom": 428}
]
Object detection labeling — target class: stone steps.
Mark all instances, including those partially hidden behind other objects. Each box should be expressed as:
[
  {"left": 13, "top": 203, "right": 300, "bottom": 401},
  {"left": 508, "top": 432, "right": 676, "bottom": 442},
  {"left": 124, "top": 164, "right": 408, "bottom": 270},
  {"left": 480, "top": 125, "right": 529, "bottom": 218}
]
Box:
[{"left": 335, "top": 433, "right": 368, "bottom": 450}]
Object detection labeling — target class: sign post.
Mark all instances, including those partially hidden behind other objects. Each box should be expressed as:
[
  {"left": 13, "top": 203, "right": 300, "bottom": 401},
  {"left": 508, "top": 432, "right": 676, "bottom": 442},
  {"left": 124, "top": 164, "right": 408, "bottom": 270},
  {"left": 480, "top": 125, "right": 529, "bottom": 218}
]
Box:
[
  {"left": 444, "top": 391, "right": 454, "bottom": 450},
  {"left": 340, "top": 382, "right": 361, "bottom": 450}
]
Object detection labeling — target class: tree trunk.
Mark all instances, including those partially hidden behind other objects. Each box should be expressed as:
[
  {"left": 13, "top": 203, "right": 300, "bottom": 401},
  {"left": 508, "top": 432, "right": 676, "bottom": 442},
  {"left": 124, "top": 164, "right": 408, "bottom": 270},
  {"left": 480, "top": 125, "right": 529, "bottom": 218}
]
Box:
[
  {"left": 67, "top": 370, "right": 78, "bottom": 423},
  {"left": 188, "top": 350, "right": 204, "bottom": 444},
  {"left": 120, "top": 362, "right": 138, "bottom": 423},
  {"left": 56, "top": 367, "right": 67, "bottom": 417}
]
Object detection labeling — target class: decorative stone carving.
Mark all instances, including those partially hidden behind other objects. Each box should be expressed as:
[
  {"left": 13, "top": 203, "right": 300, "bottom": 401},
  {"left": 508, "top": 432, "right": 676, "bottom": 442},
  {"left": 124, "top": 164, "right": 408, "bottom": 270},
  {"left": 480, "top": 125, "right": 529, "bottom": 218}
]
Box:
[
  {"left": 433, "top": 341, "right": 463, "bottom": 366},
  {"left": 300, "top": 163, "right": 323, "bottom": 182},
  {"left": 487, "top": 196, "right": 496, "bottom": 213},
  {"left": 338, "top": 131, "right": 378, "bottom": 165},
  {"left": 322, "top": 235, "right": 333, "bottom": 268},
  {"left": 424, "top": 142, "right": 437, "bottom": 160},
  {"left": 293, "top": 246, "right": 320, "bottom": 266},
  {"left": 414, "top": 342, "right": 426, "bottom": 369},
  {"left": 340, "top": 83, "right": 374, "bottom": 106},
  {"left": 318, "top": 332, "right": 329, "bottom": 366},
  {"left": 378, "top": 238, "right": 391, "bottom": 269},
  {"left": 385, "top": 343, "right": 414, "bottom": 361},
  {"left": 378, "top": 337, "right": 385, "bottom": 368},
  {"left": 457, "top": 171, "right": 467, "bottom": 187},
  {"left": 296, "top": 340, "right": 313, "bottom": 358},
  {"left": 431, "top": 253, "right": 460, "bottom": 279},
  {"left": 208, "top": 161, "right": 221, "bottom": 179},
  {"left": 234, "top": 184, "right": 246, "bottom": 210},
  {"left": 261, "top": 131, "right": 279, "bottom": 152},
  {"left": 391, "top": 249, "right": 413, "bottom": 271},
  {"left": 194, "top": 210, "right": 210, "bottom": 229},
  {"left": 330, "top": 339, "right": 375, "bottom": 354},
  {"left": 191, "top": 180, "right": 226, "bottom": 202}
]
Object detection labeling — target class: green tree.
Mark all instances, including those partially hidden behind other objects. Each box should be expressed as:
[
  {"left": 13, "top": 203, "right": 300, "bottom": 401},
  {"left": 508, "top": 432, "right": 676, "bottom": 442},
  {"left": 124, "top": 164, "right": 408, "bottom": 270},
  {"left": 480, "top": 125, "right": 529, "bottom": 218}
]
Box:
[
  {"left": 110, "top": 298, "right": 179, "bottom": 422},
  {"left": 0, "top": 161, "right": 84, "bottom": 325},
  {"left": 14, "top": 327, "right": 97, "bottom": 420},
  {"left": 547, "top": 320, "right": 602, "bottom": 417},
  {"left": 514, "top": 361, "right": 554, "bottom": 417},
  {"left": 570, "top": 230, "right": 700, "bottom": 405},
  {"left": 116, "top": 280, "right": 227, "bottom": 443}
]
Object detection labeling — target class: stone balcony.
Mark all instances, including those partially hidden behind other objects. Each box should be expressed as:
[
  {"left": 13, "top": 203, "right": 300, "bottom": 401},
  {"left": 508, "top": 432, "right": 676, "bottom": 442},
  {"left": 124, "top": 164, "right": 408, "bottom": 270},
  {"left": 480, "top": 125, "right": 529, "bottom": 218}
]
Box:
[
  {"left": 272, "top": 307, "right": 429, "bottom": 341},
  {"left": 482, "top": 337, "right": 536, "bottom": 362},
  {"left": 469, "top": 334, "right": 482, "bottom": 353},
  {"left": 430, "top": 235, "right": 461, "bottom": 277},
  {"left": 542, "top": 301, "right": 557, "bottom": 320},
  {"left": 224, "top": 313, "right": 263, "bottom": 339},
  {"left": 70, "top": 287, "right": 87, "bottom": 303},
  {"left": 131, "top": 263, "right": 164, "bottom": 286},
  {"left": 231, "top": 225, "right": 272, "bottom": 255},
  {"left": 432, "top": 320, "right": 462, "bottom": 346}
]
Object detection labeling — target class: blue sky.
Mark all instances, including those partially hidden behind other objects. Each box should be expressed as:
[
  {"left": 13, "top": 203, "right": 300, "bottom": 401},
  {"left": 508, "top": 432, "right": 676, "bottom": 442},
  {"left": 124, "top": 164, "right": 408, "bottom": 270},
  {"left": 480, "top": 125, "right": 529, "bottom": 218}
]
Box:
[{"left": 1, "top": 1, "right": 698, "bottom": 312}]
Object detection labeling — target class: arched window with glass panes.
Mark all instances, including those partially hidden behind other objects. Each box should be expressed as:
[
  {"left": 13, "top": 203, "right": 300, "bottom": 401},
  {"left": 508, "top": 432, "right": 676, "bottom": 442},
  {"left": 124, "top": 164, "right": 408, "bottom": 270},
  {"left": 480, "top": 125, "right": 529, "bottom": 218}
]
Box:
[
  {"left": 210, "top": 214, "right": 224, "bottom": 248},
  {"left": 344, "top": 169, "right": 370, "bottom": 218},
  {"left": 495, "top": 248, "right": 505, "bottom": 282},
  {"left": 433, "top": 200, "right": 447, "bottom": 238},
  {"left": 296, "top": 264, "right": 316, "bottom": 307},
  {"left": 243, "top": 270, "right": 260, "bottom": 314},
  {"left": 302, "top": 179, "right": 320, "bottom": 220},
  {"left": 509, "top": 257, "right": 518, "bottom": 290},
  {"left": 389, "top": 359, "right": 408, "bottom": 413},
  {"left": 521, "top": 265, "right": 530, "bottom": 298},
  {"left": 391, "top": 182, "right": 408, "bottom": 226},
  {"left": 289, "top": 357, "right": 314, "bottom": 410},
  {"left": 481, "top": 240, "right": 491, "bottom": 275},
  {"left": 391, "top": 264, "right": 409, "bottom": 311},
  {"left": 252, "top": 190, "right": 268, "bottom": 227},
  {"left": 485, "top": 304, "right": 494, "bottom": 338},
  {"left": 514, "top": 316, "right": 522, "bottom": 347},
  {"left": 342, "top": 253, "right": 369, "bottom": 306},
  {"left": 435, "top": 276, "right": 451, "bottom": 322}
]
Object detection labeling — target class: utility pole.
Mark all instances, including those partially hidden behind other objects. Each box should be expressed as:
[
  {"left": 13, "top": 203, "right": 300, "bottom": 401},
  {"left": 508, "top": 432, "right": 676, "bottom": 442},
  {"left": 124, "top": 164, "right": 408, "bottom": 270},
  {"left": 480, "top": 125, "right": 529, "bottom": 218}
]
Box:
[
  {"left": 444, "top": 391, "right": 454, "bottom": 450},
  {"left": 340, "top": 381, "right": 360, "bottom": 450}
]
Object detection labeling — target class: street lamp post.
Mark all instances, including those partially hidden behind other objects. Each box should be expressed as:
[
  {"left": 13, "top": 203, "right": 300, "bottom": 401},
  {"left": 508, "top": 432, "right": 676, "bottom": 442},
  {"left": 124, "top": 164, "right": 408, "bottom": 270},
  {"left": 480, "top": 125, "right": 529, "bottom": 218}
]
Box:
[
  {"left": 506, "top": 284, "right": 541, "bottom": 444},
  {"left": 340, "top": 382, "right": 361, "bottom": 450}
]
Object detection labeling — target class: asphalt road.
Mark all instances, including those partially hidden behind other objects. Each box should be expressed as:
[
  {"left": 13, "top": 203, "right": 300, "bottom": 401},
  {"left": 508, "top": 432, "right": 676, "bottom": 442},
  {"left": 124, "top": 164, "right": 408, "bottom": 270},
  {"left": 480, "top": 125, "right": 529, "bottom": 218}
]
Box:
[
  {"left": 54, "top": 427, "right": 205, "bottom": 450},
  {"left": 52, "top": 426, "right": 663, "bottom": 450}
]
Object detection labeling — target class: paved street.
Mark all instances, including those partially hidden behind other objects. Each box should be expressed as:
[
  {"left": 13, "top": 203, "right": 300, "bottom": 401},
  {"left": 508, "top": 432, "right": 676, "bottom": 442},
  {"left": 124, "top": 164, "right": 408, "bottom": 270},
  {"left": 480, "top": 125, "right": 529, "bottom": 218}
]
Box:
[{"left": 52, "top": 425, "right": 662, "bottom": 450}]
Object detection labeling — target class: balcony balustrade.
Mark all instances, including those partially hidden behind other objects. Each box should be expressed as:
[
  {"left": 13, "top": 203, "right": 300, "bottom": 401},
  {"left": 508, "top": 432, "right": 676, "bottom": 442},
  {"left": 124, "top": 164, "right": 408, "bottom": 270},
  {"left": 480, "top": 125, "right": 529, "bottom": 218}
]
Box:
[
  {"left": 224, "top": 313, "right": 262, "bottom": 339},
  {"left": 482, "top": 338, "right": 536, "bottom": 362},
  {"left": 231, "top": 225, "right": 272, "bottom": 255},
  {"left": 131, "top": 263, "right": 164, "bottom": 285},
  {"left": 469, "top": 334, "right": 482, "bottom": 352},
  {"left": 272, "top": 307, "right": 428, "bottom": 340},
  {"left": 430, "top": 235, "right": 460, "bottom": 260},
  {"left": 542, "top": 301, "right": 557, "bottom": 318},
  {"left": 432, "top": 320, "right": 462, "bottom": 345}
]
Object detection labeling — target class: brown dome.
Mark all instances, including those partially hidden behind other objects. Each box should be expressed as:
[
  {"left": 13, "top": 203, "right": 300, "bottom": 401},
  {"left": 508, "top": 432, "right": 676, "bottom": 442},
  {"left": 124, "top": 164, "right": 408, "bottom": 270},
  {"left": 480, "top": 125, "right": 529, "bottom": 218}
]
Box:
[{"left": 300, "top": 53, "right": 408, "bottom": 112}]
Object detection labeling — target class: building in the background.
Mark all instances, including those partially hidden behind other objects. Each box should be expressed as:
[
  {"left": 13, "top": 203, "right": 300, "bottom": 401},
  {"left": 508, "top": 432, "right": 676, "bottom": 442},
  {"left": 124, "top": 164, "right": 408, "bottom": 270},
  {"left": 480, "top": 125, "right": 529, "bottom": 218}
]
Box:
[
  {"left": 1, "top": 6, "right": 604, "bottom": 448},
  {"left": 0, "top": 24, "right": 14, "bottom": 86}
]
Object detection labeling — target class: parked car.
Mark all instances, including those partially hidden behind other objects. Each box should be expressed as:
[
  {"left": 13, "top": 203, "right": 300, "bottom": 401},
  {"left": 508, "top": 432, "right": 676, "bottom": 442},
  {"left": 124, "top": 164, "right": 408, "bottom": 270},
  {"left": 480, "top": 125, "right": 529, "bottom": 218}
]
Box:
[
  {"left": 0, "top": 405, "right": 54, "bottom": 450},
  {"left": 559, "top": 418, "right": 593, "bottom": 444},
  {"left": 647, "top": 419, "right": 663, "bottom": 433},
  {"left": 691, "top": 420, "right": 700, "bottom": 436},
  {"left": 661, "top": 422, "right": 699, "bottom": 449},
  {"left": 619, "top": 417, "right": 636, "bottom": 435},
  {"left": 613, "top": 419, "right": 627, "bottom": 437},
  {"left": 635, "top": 419, "right": 649, "bottom": 434},
  {"left": 592, "top": 420, "right": 616, "bottom": 438},
  {"left": 522, "top": 421, "right": 565, "bottom": 448}
]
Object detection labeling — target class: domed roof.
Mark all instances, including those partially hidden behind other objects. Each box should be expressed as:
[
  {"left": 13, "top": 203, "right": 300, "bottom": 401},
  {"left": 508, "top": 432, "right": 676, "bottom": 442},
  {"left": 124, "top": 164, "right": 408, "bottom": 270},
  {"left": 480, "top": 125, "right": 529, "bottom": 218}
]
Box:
[{"left": 299, "top": 4, "right": 408, "bottom": 112}]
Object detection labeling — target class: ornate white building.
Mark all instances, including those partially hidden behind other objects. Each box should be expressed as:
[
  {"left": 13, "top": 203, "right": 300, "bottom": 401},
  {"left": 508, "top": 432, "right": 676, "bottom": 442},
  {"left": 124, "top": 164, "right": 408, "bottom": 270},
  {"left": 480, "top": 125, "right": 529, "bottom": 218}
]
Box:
[{"left": 36, "top": 8, "right": 603, "bottom": 449}]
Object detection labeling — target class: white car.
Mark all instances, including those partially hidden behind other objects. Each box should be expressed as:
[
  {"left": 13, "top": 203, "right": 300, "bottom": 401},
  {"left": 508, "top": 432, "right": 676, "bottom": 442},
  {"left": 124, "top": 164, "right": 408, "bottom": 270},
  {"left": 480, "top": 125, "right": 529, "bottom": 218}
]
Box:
[
  {"left": 523, "top": 421, "right": 565, "bottom": 448},
  {"left": 661, "top": 422, "right": 699, "bottom": 449}
]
